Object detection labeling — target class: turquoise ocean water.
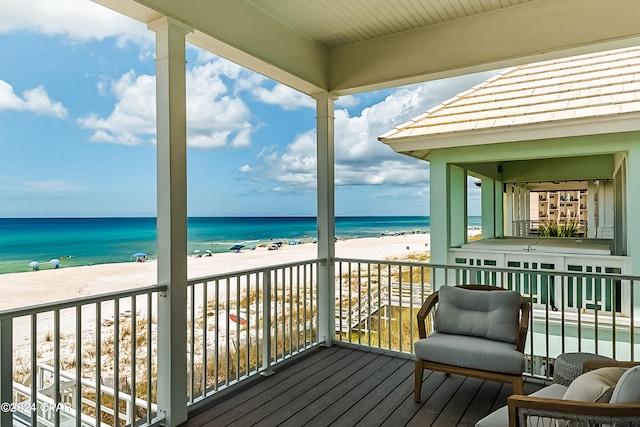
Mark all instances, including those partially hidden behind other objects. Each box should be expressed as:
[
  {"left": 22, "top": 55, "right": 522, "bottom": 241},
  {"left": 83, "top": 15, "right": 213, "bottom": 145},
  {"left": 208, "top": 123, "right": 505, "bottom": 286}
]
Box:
[{"left": 0, "top": 216, "right": 481, "bottom": 274}]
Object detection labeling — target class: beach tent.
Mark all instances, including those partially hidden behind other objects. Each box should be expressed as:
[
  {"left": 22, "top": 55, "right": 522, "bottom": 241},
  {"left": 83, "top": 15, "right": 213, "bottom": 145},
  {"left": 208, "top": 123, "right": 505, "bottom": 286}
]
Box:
[{"left": 229, "top": 244, "right": 245, "bottom": 253}]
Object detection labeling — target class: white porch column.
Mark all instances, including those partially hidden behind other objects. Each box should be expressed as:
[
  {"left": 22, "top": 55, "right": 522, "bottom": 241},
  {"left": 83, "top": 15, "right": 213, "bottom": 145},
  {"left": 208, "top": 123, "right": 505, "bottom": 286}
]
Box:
[
  {"left": 149, "top": 16, "right": 192, "bottom": 426},
  {"left": 449, "top": 165, "right": 467, "bottom": 247},
  {"left": 481, "top": 177, "right": 495, "bottom": 239},
  {"left": 430, "top": 161, "right": 465, "bottom": 288},
  {"left": 505, "top": 184, "right": 514, "bottom": 236},
  {"left": 587, "top": 181, "right": 596, "bottom": 238},
  {"left": 314, "top": 94, "right": 336, "bottom": 346},
  {"left": 429, "top": 159, "right": 448, "bottom": 269},
  {"left": 625, "top": 152, "right": 640, "bottom": 318},
  {"left": 494, "top": 180, "right": 504, "bottom": 238}
]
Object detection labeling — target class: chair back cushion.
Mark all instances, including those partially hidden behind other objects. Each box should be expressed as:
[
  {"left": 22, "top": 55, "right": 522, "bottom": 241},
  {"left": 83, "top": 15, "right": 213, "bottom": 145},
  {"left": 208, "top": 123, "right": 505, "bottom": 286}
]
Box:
[
  {"left": 562, "top": 367, "right": 627, "bottom": 403},
  {"left": 434, "top": 285, "right": 522, "bottom": 344},
  {"left": 610, "top": 365, "right": 640, "bottom": 403}
]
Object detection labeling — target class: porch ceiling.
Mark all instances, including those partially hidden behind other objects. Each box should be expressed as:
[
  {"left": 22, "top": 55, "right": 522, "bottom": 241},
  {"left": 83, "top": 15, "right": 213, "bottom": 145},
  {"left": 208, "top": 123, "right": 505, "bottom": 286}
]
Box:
[{"left": 93, "top": 0, "right": 640, "bottom": 96}]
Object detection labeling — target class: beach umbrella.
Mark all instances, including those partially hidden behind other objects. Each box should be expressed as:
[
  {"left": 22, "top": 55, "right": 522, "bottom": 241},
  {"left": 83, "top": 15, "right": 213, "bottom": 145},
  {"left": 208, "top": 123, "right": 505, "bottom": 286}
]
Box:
[
  {"left": 49, "top": 259, "right": 60, "bottom": 269},
  {"left": 131, "top": 252, "right": 147, "bottom": 262},
  {"left": 28, "top": 261, "right": 39, "bottom": 271},
  {"left": 193, "top": 249, "right": 201, "bottom": 254}
]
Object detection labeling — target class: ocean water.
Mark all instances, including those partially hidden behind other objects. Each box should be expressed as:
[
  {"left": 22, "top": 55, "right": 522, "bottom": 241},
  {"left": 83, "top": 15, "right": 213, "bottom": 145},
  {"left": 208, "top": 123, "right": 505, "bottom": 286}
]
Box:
[{"left": 0, "top": 216, "right": 481, "bottom": 274}]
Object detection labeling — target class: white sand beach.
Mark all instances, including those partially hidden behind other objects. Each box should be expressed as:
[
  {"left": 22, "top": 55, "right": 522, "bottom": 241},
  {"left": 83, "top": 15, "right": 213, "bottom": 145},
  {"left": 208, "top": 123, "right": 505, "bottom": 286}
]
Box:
[{"left": 0, "top": 233, "right": 431, "bottom": 311}]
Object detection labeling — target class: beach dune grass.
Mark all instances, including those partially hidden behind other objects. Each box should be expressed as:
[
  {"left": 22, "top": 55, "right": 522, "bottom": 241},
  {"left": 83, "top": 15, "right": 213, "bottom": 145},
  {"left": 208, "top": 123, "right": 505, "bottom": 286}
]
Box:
[{"left": 10, "top": 247, "right": 435, "bottom": 423}]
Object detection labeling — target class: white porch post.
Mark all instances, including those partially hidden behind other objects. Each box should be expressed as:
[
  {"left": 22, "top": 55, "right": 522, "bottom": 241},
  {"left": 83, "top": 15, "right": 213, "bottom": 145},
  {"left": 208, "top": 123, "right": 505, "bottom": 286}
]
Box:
[
  {"left": 449, "top": 165, "right": 467, "bottom": 248},
  {"left": 494, "top": 180, "right": 504, "bottom": 238},
  {"left": 481, "top": 177, "right": 495, "bottom": 239},
  {"left": 149, "top": 16, "right": 192, "bottom": 426},
  {"left": 315, "top": 94, "right": 336, "bottom": 346},
  {"left": 0, "top": 320, "right": 12, "bottom": 426},
  {"left": 430, "top": 161, "right": 465, "bottom": 288},
  {"left": 624, "top": 153, "right": 640, "bottom": 318},
  {"left": 587, "top": 181, "right": 596, "bottom": 238},
  {"left": 505, "top": 184, "right": 514, "bottom": 236},
  {"left": 430, "top": 158, "right": 448, "bottom": 268}
]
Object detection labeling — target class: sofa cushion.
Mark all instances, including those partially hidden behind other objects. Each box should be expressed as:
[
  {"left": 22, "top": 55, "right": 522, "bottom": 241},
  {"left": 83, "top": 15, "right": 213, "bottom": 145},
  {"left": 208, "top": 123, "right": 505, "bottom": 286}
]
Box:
[
  {"left": 610, "top": 365, "right": 640, "bottom": 403},
  {"left": 562, "top": 367, "right": 627, "bottom": 403},
  {"left": 475, "top": 383, "right": 567, "bottom": 427},
  {"left": 414, "top": 332, "right": 524, "bottom": 375},
  {"left": 434, "top": 286, "right": 522, "bottom": 344}
]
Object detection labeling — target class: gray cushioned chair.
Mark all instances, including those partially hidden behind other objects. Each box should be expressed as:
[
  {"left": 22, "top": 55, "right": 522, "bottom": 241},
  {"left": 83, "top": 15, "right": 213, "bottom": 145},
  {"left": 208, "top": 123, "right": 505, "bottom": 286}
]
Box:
[
  {"left": 476, "top": 361, "right": 640, "bottom": 427},
  {"left": 414, "top": 285, "right": 530, "bottom": 402}
]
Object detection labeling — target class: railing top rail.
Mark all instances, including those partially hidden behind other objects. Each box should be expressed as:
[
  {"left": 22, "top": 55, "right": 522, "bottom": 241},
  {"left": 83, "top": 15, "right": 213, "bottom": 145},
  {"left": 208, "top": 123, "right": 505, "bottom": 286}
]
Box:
[
  {"left": 187, "top": 258, "right": 324, "bottom": 285},
  {"left": 333, "top": 257, "right": 640, "bottom": 282},
  {"left": 0, "top": 283, "right": 167, "bottom": 320}
]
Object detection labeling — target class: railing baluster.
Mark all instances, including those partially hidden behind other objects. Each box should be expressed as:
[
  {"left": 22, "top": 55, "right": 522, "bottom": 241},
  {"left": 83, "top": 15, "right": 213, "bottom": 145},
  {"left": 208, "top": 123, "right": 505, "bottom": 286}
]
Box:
[
  {"left": 282, "top": 267, "right": 287, "bottom": 357},
  {"left": 631, "top": 280, "right": 636, "bottom": 361},
  {"left": 262, "top": 269, "right": 272, "bottom": 375},
  {"left": 0, "top": 318, "right": 13, "bottom": 427},
  {"left": 114, "top": 298, "right": 120, "bottom": 424},
  {"left": 189, "top": 283, "right": 195, "bottom": 402},
  {"left": 31, "top": 313, "right": 39, "bottom": 426},
  {"left": 225, "top": 277, "right": 231, "bottom": 385},
  {"left": 146, "top": 291, "right": 152, "bottom": 425},
  {"left": 201, "top": 281, "right": 207, "bottom": 396},
  {"left": 214, "top": 279, "right": 219, "bottom": 392},
  {"left": 130, "top": 296, "right": 137, "bottom": 426},
  {"left": 96, "top": 302, "right": 102, "bottom": 426}
]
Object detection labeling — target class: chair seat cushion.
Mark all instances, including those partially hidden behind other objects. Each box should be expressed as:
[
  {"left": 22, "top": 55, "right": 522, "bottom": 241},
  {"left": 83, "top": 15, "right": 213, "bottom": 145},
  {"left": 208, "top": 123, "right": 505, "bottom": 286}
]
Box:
[
  {"left": 414, "top": 332, "right": 525, "bottom": 375},
  {"left": 475, "top": 384, "right": 568, "bottom": 427}
]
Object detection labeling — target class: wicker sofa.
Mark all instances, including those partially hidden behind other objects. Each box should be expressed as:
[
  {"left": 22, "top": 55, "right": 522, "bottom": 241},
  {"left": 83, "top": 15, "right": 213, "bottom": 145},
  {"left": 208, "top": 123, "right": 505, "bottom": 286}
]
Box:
[{"left": 476, "top": 360, "right": 640, "bottom": 427}]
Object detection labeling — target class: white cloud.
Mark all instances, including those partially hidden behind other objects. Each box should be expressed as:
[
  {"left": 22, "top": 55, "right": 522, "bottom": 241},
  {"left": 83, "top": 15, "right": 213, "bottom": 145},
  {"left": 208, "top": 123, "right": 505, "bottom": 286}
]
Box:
[
  {"left": 0, "top": 80, "right": 67, "bottom": 118},
  {"left": 257, "top": 85, "right": 433, "bottom": 190},
  {"left": 78, "top": 58, "right": 255, "bottom": 148},
  {"left": 78, "top": 70, "right": 156, "bottom": 145},
  {"left": 253, "top": 71, "right": 499, "bottom": 192},
  {"left": 253, "top": 83, "right": 314, "bottom": 110},
  {"left": 335, "top": 95, "right": 360, "bottom": 109},
  {"left": 240, "top": 165, "right": 251, "bottom": 172},
  {"left": 21, "top": 179, "right": 82, "bottom": 193},
  {"left": 0, "top": 0, "right": 151, "bottom": 46}
]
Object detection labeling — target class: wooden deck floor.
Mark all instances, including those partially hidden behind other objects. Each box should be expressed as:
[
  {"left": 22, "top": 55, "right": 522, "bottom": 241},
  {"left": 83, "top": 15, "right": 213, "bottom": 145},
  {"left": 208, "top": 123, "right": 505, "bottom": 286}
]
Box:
[{"left": 181, "top": 345, "right": 544, "bottom": 427}]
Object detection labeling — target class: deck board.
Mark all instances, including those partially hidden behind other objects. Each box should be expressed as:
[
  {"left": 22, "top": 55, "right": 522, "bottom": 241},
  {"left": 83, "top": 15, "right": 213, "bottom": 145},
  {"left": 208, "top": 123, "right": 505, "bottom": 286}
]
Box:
[{"left": 181, "top": 345, "right": 545, "bottom": 427}]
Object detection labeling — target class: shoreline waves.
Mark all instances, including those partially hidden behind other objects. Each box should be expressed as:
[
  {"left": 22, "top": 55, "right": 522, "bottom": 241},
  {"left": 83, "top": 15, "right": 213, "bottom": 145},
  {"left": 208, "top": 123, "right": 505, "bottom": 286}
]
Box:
[
  {"left": 0, "top": 216, "right": 442, "bottom": 274},
  {"left": 0, "top": 232, "right": 433, "bottom": 311}
]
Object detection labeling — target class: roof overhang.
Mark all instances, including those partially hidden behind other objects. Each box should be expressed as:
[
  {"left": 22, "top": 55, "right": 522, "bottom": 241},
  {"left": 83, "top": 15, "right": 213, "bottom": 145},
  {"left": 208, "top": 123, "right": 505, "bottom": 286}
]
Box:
[
  {"left": 380, "top": 112, "right": 640, "bottom": 161},
  {"left": 93, "top": 0, "right": 640, "bottom": 96}
]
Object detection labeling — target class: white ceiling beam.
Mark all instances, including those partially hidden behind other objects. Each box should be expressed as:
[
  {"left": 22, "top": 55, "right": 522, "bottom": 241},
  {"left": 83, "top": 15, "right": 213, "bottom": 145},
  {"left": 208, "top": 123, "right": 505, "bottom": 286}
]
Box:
[
  {"left": 330, "top": 0, "right": 640, "bottom": 94},
  {"left": 95, "top": 0, "right": 331, "bottom": 94}
]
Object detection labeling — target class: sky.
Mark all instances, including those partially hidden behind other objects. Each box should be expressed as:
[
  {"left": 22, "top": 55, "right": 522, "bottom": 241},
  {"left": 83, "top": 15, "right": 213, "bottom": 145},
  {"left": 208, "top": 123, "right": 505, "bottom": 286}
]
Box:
[{"left": 0, "top": 0, "right": 497, "bottom": 218}]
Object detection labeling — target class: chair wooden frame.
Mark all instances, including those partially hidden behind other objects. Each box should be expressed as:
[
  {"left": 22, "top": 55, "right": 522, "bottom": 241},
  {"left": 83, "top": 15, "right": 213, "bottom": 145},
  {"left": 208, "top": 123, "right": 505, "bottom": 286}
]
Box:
[
  {"left": 415, "top": 285, "right": 531, "bottom": 402},
  {"left": 506, "top": 361, "right": 640, "bottom": 427}
]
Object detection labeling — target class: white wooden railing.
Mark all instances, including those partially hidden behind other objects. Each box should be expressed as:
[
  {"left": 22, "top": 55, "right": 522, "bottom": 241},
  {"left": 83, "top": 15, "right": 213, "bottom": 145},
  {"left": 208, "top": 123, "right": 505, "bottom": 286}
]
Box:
[
  {"left": 0, "top": 285, "right": 164, "bottom": 427},
  {"left": 334, "top": 258, "right": 640, "bottom": 378},
  {"left": 2, "top": 258, "right": 639, "bottom": 426},
  {"left": 185, "top": 259, "right": 321, "bottom": 406}
]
